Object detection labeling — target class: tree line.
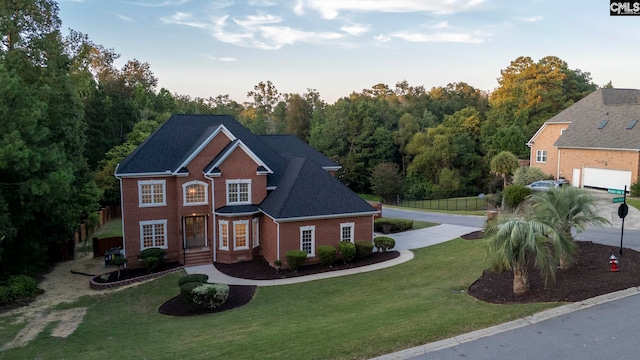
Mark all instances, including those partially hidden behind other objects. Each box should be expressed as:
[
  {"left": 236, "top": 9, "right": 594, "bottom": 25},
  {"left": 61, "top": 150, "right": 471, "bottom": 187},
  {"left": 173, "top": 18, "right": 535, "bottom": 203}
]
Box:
[{"left": 0, "top": 0, "right": 601, "bottom": 276}]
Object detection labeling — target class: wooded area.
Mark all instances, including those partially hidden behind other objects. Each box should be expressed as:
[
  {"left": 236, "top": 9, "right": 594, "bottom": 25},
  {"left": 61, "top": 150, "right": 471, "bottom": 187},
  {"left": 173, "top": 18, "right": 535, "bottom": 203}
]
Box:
[{"left": 0, "top": 0, "right": 601, "bottom": 276}]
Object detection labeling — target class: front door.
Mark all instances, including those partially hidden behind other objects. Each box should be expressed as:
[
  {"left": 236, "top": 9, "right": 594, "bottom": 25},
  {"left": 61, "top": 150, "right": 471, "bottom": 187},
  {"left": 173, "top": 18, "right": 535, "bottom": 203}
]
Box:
[{"left": 184, "top": 215, "right": 206, "bottom": 248}]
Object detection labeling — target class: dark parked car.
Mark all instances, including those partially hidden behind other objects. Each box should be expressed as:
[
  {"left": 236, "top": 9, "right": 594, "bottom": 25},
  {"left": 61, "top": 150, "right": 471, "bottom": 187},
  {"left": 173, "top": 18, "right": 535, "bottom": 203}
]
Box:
[{"left": 525, "top": 180, "right": 568, "bottom": 192}]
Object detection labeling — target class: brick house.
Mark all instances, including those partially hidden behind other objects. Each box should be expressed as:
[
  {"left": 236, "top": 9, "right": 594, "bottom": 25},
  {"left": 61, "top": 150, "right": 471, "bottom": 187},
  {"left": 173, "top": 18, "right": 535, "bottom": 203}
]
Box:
[
  {"left": 115, "top": 114, "right": 378, "bottom": 268},
  {"left": 527, "top": 88, "right": 640, "bottom": 191}
]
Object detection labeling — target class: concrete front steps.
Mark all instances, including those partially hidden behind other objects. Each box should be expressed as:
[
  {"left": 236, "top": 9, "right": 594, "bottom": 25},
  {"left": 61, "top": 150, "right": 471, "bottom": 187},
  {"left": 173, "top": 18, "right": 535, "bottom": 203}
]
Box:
[{"left": 184, "top": 249, "right": 212, "bottom": 267}]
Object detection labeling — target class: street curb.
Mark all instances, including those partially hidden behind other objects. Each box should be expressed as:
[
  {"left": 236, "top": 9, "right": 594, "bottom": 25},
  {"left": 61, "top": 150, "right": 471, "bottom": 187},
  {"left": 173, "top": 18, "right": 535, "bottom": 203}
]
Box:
[{"left": 371, "top": 286, "right": 640, "bottom": 360}]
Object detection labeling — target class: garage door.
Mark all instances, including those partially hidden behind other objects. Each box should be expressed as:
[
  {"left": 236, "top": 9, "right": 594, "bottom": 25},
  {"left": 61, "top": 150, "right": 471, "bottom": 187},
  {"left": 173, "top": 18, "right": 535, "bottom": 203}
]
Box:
[{"left": 582, "top": 168, "right": 632, "bottom": 190}]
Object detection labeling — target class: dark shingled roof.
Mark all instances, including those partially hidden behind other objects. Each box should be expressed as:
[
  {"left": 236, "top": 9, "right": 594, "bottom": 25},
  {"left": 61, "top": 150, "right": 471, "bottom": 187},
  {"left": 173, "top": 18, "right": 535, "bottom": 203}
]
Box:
[
  {"left": 259, "top": 156, "right": 376, "bottom": 220},
  {"left": 258, "top": 134, "right": 340, "bottom": 169},
  {"left": 549, "top": 88, "right": 640, "bottom": 150},
  {"left": 116, "top": 114, "right": 288, "bottom": 187},
  {"left": 215, "top": 205, "right": 260, "bottom": 215}
]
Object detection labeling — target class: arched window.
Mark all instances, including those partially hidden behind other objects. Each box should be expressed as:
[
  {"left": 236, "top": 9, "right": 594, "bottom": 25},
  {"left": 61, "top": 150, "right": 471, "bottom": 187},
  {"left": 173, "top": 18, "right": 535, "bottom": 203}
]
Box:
[{"left": 183, "top": 181, "right": 208, "bottom": 205}]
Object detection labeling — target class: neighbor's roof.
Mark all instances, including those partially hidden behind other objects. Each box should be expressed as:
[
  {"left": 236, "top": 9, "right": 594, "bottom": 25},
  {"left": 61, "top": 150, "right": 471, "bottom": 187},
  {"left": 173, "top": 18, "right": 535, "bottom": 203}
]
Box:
[
  {"left": 259, "top": 156, "right": 376, "bottom": 221},
  {"left": 550, "top": 88, "right": 640, "bottom": 150}
]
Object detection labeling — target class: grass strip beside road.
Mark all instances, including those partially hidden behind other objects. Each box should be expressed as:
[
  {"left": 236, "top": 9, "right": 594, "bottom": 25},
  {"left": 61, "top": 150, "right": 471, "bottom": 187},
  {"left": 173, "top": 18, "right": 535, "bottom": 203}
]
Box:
[{"left": 2, "top": 239, "right": 559, "bottom": 360}]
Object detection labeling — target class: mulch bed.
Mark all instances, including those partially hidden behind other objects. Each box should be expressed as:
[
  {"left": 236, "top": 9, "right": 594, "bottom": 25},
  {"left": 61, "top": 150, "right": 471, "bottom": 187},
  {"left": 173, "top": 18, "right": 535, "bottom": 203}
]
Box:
[
  {"left": 159, "top": 285, "right": 257, "bottom": 316},
  {"left": 468, "top": 241, "right": 640, "bottom": 304},
  {"left": 215, "top": 251, "right": 400, "bottom": 280},
  {"left": 92, "top": 261, "right": 182, "bottom": 283}
]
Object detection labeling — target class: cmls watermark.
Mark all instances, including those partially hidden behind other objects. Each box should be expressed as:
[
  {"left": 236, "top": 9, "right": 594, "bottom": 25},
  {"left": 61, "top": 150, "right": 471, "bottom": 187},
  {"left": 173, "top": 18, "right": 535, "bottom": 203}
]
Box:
[{"left": 610, "top": 1, "right": 640, "bottom": 15}]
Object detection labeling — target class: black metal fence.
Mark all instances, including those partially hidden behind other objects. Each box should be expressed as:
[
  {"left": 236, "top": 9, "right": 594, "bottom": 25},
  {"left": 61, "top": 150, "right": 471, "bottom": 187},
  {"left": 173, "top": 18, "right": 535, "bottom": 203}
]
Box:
[{"left": 382, "top": 196, "right": 490, "bottom": 212}]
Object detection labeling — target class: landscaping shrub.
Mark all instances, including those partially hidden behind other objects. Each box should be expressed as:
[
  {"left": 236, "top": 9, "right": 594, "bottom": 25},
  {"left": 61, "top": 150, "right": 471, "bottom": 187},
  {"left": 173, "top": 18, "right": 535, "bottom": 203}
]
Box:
[
  {"left": 0, "top": 275, "right": 42, "bottom": 306},
  {"left": 140, "top": 248, "right": 166, "bottom": 273},
  {"left": 178, "top": 273, "right": 209, "bottom": 287},
  {"left": 286, "top": 250, "right": 308, "bottom": 271},
  {"left": 317, "top": 245, "right": 337, "bottom": 267},
  {"left": 143, "top": 256, "right": 159, "bottom": 273},
  {"left": 180, "top": 282, "right": 229, "bottom": 310},
  {"left": 374, "top": 218, "right": 413, "bottom": 233},
  {"left": 631, "top": 179, "right": 640, "bottom": 197},
  {"left": 355, "top": 241, "right": 373, "bottom": 259},
  {"left": 503, "top": 184, "right": 531, "bottom": 209},
  {"left": 512, "top": 166, "right": 552, "bottom": 186},
  {"left": 374, "top": 236, "right": 396, "bottom": 252},
  {"left": 339, "top": 241, "right": 356, "bottom": 264}
]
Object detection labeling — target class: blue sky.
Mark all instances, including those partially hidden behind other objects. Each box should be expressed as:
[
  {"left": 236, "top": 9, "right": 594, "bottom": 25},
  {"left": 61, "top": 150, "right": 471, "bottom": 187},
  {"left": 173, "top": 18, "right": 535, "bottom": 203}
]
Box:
[{"left": 58, "top": 0, "right": 640, "bottom": 104}]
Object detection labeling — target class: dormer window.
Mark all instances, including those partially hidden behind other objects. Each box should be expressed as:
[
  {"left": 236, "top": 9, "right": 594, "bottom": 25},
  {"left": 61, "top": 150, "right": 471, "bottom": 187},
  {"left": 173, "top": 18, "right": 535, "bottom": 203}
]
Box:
[
  {"left": 183, "top": 180, "right": 208, "bottom": 206},
  {"left": 226, "top": 179, "right": 251, "bottom": 205}
]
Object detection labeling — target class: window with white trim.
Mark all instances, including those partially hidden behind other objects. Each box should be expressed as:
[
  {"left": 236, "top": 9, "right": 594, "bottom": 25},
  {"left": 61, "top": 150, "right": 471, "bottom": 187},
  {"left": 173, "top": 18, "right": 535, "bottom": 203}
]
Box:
[
  {"left": 138, "top": 180, "right": 166, "bottom": 207},
  {"left": 234, "top": 220, "right": 249, "bottom": 250},
  {"left": 139, "top": 220, "right": 167, "bottom": 249},
  {"left": 219, "top": 220, "right": 229, "bottom": 250},
  {"left": 252, "top": 217, "right": 260, "bottom": 248},
  {"left": 300, "top": 225, "right": 315, "bottom": 257},
  {"left": 226, "top": 179, "right": 251, "bottom": 205},
  {"left": 183, "top": 180, "right": 208, "bottom": 205},
  {"left": 536, "top": 150, "right": 547, "bottom": 163},
  {"left": 340, "top": 222, "right": 355, "bottom": 243}
]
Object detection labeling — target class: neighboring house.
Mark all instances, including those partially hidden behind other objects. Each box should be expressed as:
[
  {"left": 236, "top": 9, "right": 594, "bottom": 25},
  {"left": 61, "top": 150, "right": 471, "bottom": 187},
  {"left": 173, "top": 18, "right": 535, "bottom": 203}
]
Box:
[
  {"left": 115, "top": 114, "right": 377, "bottom": 268},
  {"left": 527, "top": 88, "right": 640, "bottom": 191}
]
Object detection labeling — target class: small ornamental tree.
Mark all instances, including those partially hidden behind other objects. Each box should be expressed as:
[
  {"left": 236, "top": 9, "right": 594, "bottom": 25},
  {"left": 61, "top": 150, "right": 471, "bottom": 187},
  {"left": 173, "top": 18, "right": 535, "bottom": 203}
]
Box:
[{"left": 110, "top": 256, "right": 128, "bottom": 279}]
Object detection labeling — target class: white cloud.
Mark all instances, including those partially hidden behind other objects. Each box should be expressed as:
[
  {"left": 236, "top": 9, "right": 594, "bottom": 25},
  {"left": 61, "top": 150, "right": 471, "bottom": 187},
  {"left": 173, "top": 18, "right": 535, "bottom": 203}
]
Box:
[
  {"left": 514, "top": 16, "right": 543, "bottom": 22},
  {"left": 115, "top": 13, "right": 133, "bottom": 22},
  {"left": 129, "top": 0, "right": 190, "bottom": 7},
  {"left": 296, "top": 0, "right": 486, "bottom": 19},
  {"left": 374, "top": 33, "right": 391, "bottom": 43},
  {"left": 233, "top": 14, "right": 283, "bottom": 28},
  {"left": 429, "top": 21, "right": 449, "bottom": 29},
  {"left": 248, "top": 0, "right": 278, "bottom": 7},
  {"left": 391, "top": 30, "right": 488, "bottom": 44},
  {"left": 206, "top": 55, "right": 238, "bottom": 62},
  {"left": 161, "top": 12, "right": 209, "bottom": 29},
  {"left": 340, "top": 23, "right": 370, "bottom": 36}
]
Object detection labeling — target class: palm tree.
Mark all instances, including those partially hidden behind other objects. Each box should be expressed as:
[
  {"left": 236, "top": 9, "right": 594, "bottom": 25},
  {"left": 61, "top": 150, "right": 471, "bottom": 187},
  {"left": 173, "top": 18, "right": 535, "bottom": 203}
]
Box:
[
  {"left": 490, "top": 151, "right": 520, "bottom": 209},
  {"left": 528, "top": 187, "right": 610, "bottom": 268},
  {"left": 486, "top": 213, "right": 560, "bottom": 295}
]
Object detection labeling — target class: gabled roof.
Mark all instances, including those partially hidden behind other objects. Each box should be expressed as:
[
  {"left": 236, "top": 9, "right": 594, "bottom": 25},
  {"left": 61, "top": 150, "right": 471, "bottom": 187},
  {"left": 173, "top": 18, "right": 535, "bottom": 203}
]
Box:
[
  {"left": 116, "top": 115, "right": 288, "bottom": 186},
  {"left": 548, "top": 88, "right": 640, "bottom": 150},
  {"left": 203, "top": 139, "right": 273, "bottom": 175},
  {"left": 260, "top": 156, "right": 376, "bottom": 221},
  {"left": 258, "top": 134, "right": 341, "bottom": 170}
]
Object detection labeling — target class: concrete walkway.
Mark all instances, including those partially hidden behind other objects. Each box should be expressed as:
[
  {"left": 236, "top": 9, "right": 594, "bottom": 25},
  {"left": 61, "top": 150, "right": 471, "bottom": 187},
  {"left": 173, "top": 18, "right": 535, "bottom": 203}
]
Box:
[{"left": 185, "top": 223, "right": 481, "bottom": 286}]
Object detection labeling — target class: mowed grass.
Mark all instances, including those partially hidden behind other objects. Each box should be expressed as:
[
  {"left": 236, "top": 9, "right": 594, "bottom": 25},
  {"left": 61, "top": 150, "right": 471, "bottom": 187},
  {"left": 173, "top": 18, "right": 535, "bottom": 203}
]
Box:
[
  {"left": 93, "top": 218, "right": 123, "bottom": 239},
  {"left": 626, "top": 197, "right": 640, "bottom": 211},
  {"left": 2, "top": 239, "right": 560, "bottom": 360}
]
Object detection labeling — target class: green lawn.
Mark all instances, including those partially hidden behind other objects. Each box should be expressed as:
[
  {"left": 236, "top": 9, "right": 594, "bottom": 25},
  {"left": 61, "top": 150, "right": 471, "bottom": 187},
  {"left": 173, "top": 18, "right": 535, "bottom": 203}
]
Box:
[
  {"left": 1, "top": 239, "right": 560, "bottom": 360},
  {"left": 626, "top": 197, "right": 640, "bottom": 211},
  {"left": 93, "top": 218, "right": 123, "bottom": 239}
]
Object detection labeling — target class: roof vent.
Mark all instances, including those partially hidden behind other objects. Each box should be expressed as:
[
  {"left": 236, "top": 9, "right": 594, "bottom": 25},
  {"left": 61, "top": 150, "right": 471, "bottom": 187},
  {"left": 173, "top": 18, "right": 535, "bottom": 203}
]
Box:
[
  {"left": 598, "top": 119, "right": 608, "bottom": 129},
  {"left": 627, "top": 119, "right": 638, "bottom": 129}
]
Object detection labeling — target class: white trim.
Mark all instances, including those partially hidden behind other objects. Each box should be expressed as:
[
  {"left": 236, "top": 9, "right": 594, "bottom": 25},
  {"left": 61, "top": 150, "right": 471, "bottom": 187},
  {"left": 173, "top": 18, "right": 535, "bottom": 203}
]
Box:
[
  {"left": 252, "top": 217, "right": 260, "bottom": 248},
  {"left": 526, "top": 123, "right": 547, "bottom": 147},
  {"left": 218, "top": 220, "right": 229, "bottom": 250},
  {"left": 205, "top": 139, "right": 273, "bottom": 175},
  {"left": 233, "top": 220, "right": 250, "bottom": 250},
  {"left": 139, "top": 219, "right": 168, "bottom": 250},
  {"left": 300, "top": 225, "right": 316, "bottom": 257},
  {"left": 138, "top": 180, "right": 167, "bottom": 207},
  {"left": 557, "top": 146, "right": 640, "bottom": 152},
  {"left": 173, "top": 124, "right": 236, "bottom": 173},
  {"left": 323, "top": 166, "right": 342, "bottom": 171},
  {"left": 340, "top": 222, "right": 355, "bottom": 243},
  {"left": 535, "top": 150, "right": 547, "bottom": 163},
  {"left": 226, "top": 179, "right": 252, "bottom": 205},
  {"left": 266, "top": 211, "right": 379, "bottom": 223},
  {"left": 182, "top": 180, "right": 209, "bottom": 206}
]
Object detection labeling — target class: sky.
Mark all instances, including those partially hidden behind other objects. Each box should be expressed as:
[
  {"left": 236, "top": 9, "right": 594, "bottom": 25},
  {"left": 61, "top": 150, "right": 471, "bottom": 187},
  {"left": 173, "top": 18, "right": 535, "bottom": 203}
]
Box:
[{"left": 57, "top": 0, "right": 640, "bottom": 104}]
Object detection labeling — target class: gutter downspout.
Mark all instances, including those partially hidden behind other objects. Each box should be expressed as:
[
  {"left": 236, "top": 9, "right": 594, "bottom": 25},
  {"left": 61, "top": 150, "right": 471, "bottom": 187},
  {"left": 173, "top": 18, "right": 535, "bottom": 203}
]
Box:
[
  {"left": 114, "top": 164, "right": 126, "bottom": 267},
  {"left": 557, "top": 148, "right": 561, "bottom": 180},
  {"left": 204, "top": 173, "right": 216, "bottom": 263}
]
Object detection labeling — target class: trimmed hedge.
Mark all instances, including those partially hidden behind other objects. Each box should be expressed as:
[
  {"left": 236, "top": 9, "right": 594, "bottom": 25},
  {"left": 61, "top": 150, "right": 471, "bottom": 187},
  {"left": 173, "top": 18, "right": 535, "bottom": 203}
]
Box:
[
  {"left": 178, "top": 273, "right": 209, "bottom": 287},
  {"left": 503, "top": 184, "right": 531, "bottom": 209},
  {"left": 355, "top": 241, "right": 373, "bottom": 259},
  {"left": 0, "top": 275, "right": 42, "bottom": 306},
  {"left": 339, "top": 241, "right": 356, "bottom": 264},
  {"left": 374, "top": 218, "right": 413, "bottom": 233},
  {"left": 180, "top": 282, "right": 229, "bottom": 309},
  {"left": 286, "top": 250, "right": 308, "bottom": 271},
  {"left": 374, "top": 236, "right": 396, "bottom": 252},
  {"left": 317, "top": 245, "right": 337, "bottom": 267},
  {"left": 140, "top": 247, "right": 166, "bottom": 273}
]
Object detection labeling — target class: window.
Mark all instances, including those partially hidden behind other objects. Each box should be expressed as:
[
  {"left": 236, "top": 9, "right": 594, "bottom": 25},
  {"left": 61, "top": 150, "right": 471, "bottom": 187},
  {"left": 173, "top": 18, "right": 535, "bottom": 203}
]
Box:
[
  {"left": 340, "top": 222, "right": 355, "bottom": 243},
  {"left": 627, "top": 120, "right": 638, "bottom": 129},
  {"left": 598, "top": 119, "right": 608, "bottom": 129},
  {"left": 226, "top": 180, "right": 251, "bottom": 205},
  {"left": 252, "top": 218, "right": 260, "bottom": 248},
  {"left": 138, "top": 180, "right": 166, "bottom": 207},
  {"left": 300, "top": 225, "right": 315, "bottom": 257},
  {"left": 536, "top": 150, "right": 547, "bottom": 163},
  {"left": 234, "top": 220, "right": 249, "bottom": 250},
  {"left": 219, "top": 220, "right": 229, "bottom": 250},
  {"left": 139, "top": 220, "right": 167, "bottom": 249},
  {"left": 183, "top": 181, "right": 208, "bottom": 205}
]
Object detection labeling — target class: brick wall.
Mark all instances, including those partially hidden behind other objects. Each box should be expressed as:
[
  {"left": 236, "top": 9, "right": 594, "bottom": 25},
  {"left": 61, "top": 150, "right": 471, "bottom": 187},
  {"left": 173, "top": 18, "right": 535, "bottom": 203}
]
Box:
[{"left": 529, "top": 123, "right": 568, "bottom": 179}]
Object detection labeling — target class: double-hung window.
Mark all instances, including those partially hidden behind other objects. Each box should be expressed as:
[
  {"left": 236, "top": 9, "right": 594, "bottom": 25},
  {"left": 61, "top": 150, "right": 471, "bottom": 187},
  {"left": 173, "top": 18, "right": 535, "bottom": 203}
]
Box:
[
  {"left": 234, "top": 220, "right": 249, "bottom": 250},
  {"left": 300, "top": 225, "right": 315, "bottom": 257},
  {"left": 219, "top": 220, "right": 229, "bottom": 250},
  {"left": 183, "top": 181, "right": 207, "bottom": 206},
  {"left": 138, "top": 180, "right": 166, "bottom": 207},
  {"left": 226, "top": 180, "right": 251, "bottom": 205},
  {"left": 536, "top": 150, "right": 547, "bottom": 163},
  {"left": 340, "top": 222, "right": 355, "bottom": 243},
  {"left": 140, "top": 220, "right": 167, "bottom": 249}
]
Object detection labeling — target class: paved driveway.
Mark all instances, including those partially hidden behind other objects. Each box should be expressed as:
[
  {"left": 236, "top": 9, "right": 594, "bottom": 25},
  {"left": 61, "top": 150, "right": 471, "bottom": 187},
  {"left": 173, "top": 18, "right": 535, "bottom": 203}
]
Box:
[{"left": 383, "top": 224, "right": 482, "bottom": 251}]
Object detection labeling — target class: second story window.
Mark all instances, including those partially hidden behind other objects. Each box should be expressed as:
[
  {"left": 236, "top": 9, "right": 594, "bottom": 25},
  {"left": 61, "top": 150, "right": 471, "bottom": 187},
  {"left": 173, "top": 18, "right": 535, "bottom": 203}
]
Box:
[
  {"left": 183, "top": 181, "right": 208, "bottom": 206},
  {"left": 226, "top": 179, "right": 251, "bottom": 205},
  {"left": 138, "top": 180, "right": 166, "bottom": 207}
]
